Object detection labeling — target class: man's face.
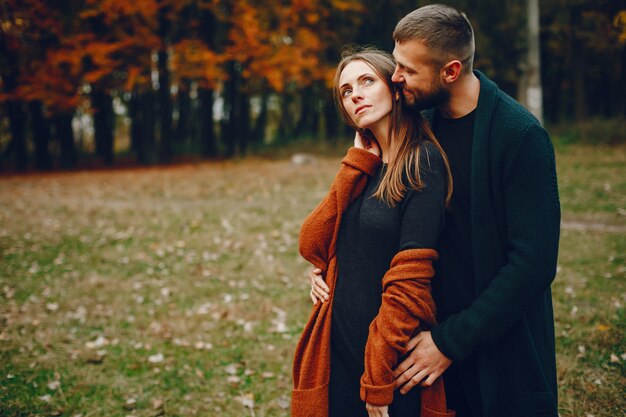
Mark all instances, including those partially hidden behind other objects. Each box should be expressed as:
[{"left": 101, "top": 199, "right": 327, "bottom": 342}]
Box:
[{"left": 391, "top": 40, "right": 450, "bottom": 110}]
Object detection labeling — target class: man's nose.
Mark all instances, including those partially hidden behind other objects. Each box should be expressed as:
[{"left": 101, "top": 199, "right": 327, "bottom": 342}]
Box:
[{"left": 391, "top": 67, "right": 402, "bottom": 83}]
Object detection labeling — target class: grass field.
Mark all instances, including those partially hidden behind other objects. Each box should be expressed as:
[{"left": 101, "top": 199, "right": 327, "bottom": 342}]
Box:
[{"left": 1, "top": 140, "right": 624, "bottom": 417}]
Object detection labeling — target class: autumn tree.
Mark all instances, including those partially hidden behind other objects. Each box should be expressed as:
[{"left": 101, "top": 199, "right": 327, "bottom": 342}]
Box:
[{"left": 2, "top": 0, "right": 625, "bottom": 171}]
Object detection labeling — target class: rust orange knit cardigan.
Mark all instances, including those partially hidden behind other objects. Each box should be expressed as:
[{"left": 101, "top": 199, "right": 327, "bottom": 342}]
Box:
[{"left": 292, "top": 147, "right": 455, "bottom": 417}]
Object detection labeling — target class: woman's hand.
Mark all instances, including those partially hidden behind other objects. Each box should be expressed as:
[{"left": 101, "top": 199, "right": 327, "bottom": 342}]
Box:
[
  {"left": 354, "top": 130, "right": 381, "bottom": 157},
  {"left": 366, "top": 403, "right": 389, "bottom": 417},
  {"left": 309, "top": 267, "right": 330, "bottom": 305}
]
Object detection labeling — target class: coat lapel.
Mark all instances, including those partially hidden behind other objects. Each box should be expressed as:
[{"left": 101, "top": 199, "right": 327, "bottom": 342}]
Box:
[{"left": 470, "top": 70, "right": 499, "bottom": 291}]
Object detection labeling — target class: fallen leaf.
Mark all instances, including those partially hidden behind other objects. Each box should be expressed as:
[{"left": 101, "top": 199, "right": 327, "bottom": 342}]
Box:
[
  {"left": 123, "top": 398, "right": 137, "bottom": 410},
  {"left": 47, "top": 380, "right": 61, "bottom": 390},
  {"left": 224, "top": 363, "right": 239, "bottom": 375},
  {"left": 152, "top": 398, "right": 164, "bottom": 409},
  {"left": 85, "top": 336, "right": 109, "bottom": 349},
  {"left": 86, "top": 350, "right": 106, "bottom": 364},
  {"left": 238, "top": 393, "right": 255, "bottom": 409},
  {"left": 148, "top": 353, "right": 164, "bottom": 364},
  {"left": 227, "top": 375, "right": 241, "bottom": 384}
]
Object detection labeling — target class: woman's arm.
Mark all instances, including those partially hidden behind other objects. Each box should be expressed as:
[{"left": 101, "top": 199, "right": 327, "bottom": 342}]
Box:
[
  {"left": 299, "top": 144, "right": 381, "bottom": 272},
  {"left": 302, "top": 132, "right": 381, "bottom": 302},
  {"left": 360, "top": 144, "right": 447, "bottom": 406}
]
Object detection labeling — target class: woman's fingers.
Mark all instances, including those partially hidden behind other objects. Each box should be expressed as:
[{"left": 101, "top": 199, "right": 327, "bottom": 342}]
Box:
[
  {"left": 313, "top": 274, "right": 330, "bottom": 293},
  {"left": 365, "top": 403, "right": 389, "bottom": 417},
  {"left": 311, "top": 284, "right": 328, "bottom": 303},
  {"left": 309, "top": 268, "right": 329, "bottom": 302}
]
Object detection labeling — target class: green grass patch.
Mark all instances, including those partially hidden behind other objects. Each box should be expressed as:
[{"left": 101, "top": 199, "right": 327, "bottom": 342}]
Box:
[{"left": 1, "top": 143, "right": 624, "bottom": 416}]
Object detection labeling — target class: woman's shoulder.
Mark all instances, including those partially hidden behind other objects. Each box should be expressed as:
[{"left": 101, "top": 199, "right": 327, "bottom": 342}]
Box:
[
  {"left": 398, "top": 141, "right": 445, "bottom": 193},
  {"left": 417, "top": 141, "right": 445, "bottom": 172}
]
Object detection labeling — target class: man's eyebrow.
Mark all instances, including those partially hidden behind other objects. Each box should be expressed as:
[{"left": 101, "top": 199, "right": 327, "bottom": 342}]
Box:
[
  {"left": 397, "top": 60, "right": 415, "bottom": 72},
  {"left": 392, "top": 53, "right": 413, "bottom": 72}
]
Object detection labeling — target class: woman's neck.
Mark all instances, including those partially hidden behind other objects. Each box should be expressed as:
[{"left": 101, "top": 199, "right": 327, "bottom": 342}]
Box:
[{"left": 369, "top": 117, "right": 391, "bottom": 163}]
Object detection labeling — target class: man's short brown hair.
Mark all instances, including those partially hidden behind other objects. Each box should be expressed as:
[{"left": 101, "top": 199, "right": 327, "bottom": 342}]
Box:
[{"left": 393, "top": 4, "right": 475, "bottom": 73}]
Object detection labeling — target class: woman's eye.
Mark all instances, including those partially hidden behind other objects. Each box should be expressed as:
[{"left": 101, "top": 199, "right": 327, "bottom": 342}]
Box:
[
  {"left": 342, "top": 89, "right": 352, "bottom": 98},
  {"left": 363, "top": 78, "right": 374, "bottom": 85}
]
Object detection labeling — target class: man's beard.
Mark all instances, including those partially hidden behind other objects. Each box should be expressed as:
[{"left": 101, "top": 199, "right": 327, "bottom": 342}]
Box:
[{"left": 401, "top": 85, "right": 450, "bottom": 111}]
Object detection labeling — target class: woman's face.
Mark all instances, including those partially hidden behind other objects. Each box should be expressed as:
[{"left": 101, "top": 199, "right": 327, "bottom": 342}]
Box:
[{"left": 338, "top": 60, "right": 393, "bottom": 130}]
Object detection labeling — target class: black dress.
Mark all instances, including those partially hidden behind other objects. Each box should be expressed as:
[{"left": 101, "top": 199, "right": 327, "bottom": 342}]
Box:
[{"left": 328, "top": 142, "right": 447, "bottom": 417}]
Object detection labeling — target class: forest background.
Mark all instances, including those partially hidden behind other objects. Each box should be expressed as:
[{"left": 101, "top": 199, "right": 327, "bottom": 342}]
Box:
[{"left": 0, "top": 0, "right": 625, "bottom": 171}]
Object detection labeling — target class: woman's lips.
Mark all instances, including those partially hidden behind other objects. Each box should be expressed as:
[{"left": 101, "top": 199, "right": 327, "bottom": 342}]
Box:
[{"left": 355, "top": 105, "right": 370, "bottom": 115}]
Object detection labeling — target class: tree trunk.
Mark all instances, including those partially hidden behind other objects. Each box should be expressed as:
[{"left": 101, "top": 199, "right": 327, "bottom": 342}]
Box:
[
  {"left": 158, "top": 53, "right": 172, "bottom": 163},
  {"left": 92, "top": 89, "right": 115, "bottom": 165},
  {"left": 1, "top": 32, "right": 27, "bottom": 171},
  {"left": 570, "top": 7, "right": 587, "bottom": 120},
  {"left": 252, "top": 91, "right": 269, "bottom": 144},
  {"left": 524, "top": 0, "right": 543, "bottom": 124},
  {"left": 157, "top": 5, "right": 173, "bottom": 163},
  {"left": 130, "top": 92, "right": 147, "bottom": 164},
  {"left": 198, "top": 87, "right": 217, "bottom": 157},
  {"left": 29, "top": 101, "right": 52, "bottom": 170},
  {"left": 277, "top": 93, "right": 294, "bottom": 142},
  {"left": 295, "top": 86, "right": 314, "bottom": 138},
  {"left": 6, "top": 100, "right": 28, "bottom": 171},
  {"left": 621, "top": 44, "right": 626, "bottom": 118},
  {"left": 323, "top": 92, "right": 339, "bottom": 142},
  {"left": 518, "top": 0, "right": 543, "bottom": 124},
  {"left": 222, "top": 61, "right": 239, "bottom": 157},
  {"left": 238, "top": 94, "right": 251, "bottom": 155},
  {"left": 176, "top": 79, "right": 192, "bottom": 147},
  {"left": 54, "top": 111, "right": 77, "bottom": 169},
  {"left": 141, "top": 90, "right": 157, "bottom": 163}
]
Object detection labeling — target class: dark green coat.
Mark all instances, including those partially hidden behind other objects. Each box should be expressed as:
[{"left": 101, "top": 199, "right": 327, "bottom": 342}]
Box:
[{"left": 428, "top": 71, "right": 561, "bottom": 417}]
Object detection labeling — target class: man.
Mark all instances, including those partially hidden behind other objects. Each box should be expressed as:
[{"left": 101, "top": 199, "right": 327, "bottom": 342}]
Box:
[
  {"left": 309, "top": 4, "right": 560, "bottom": 416},
  {"left": 390, "top": 4, "right": 561, "bottom": 417}
]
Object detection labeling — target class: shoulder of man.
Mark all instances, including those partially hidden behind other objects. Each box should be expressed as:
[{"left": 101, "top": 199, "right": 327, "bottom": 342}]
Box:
[{"left": 476, "top": 70, "right": 549, "bottom": 147}]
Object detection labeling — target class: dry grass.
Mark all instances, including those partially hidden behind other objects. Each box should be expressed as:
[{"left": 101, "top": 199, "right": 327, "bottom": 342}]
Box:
[{"left": 1, "top": 141, "right": 624, "bottom": 416}]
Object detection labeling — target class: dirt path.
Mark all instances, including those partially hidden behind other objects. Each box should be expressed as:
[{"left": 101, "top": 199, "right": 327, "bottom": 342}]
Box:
[{"left": 561, "top": 220, "right": 626, "bottom": 233}]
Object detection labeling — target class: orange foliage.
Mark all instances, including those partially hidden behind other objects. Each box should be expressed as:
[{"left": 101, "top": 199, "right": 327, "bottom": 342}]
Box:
[
  {"left": 171, "top": 39, "right": 226, "bottom": 89},
  {"left": 1, "top": 0, "right": 369, "bottom": 112}
]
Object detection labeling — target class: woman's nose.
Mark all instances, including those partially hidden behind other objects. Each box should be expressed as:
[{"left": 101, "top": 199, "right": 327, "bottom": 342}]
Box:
[{"left": 351, "top": 88, "right": 363, "bottom": 102}]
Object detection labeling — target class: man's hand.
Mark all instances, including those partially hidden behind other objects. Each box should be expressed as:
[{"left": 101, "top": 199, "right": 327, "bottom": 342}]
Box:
[
  {"left": 365, "top": 403, "right": 389, "bottom": 417},
  {"left": 394, "top": 331, "right": 453, "bottom": 394}
]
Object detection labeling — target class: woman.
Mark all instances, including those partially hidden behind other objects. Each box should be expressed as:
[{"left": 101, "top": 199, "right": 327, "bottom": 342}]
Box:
[{"left": 291, "top": 47, "right": 455, "bottom": 417}]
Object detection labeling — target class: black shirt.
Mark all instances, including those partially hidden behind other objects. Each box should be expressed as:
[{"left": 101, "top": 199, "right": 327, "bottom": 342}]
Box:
[
  {"left": 432, "top": 109, "right": 483, "bottom": 417},
  {"left": 432, "top": 109, "right": 476, "bottom": 321}
]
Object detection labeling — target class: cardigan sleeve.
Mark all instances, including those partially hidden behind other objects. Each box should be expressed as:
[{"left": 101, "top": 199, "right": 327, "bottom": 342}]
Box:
[
  {"left": 360, "top": 249, "right": 439, "bottom": 406},
  {"left": 299, "top": 147, "right": 381, "bottom": 270},
  {"left": 431, "top": 123, "right": 561, "bottom": 361}
]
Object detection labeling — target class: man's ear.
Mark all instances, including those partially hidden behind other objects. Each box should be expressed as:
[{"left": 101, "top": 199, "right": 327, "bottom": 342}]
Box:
[{"left": 441, "top": 60, "right": 462, "bottom": 83}]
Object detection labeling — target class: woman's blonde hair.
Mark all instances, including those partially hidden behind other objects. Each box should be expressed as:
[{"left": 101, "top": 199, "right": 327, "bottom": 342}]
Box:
[{"left": 333, "top": 46, "right": 453, "bottom": 207}]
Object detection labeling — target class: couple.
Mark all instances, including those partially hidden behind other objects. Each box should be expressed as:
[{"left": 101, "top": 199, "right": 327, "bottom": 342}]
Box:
[{"left": 292, "top": 4, "right": 561, "bottom": 417}]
